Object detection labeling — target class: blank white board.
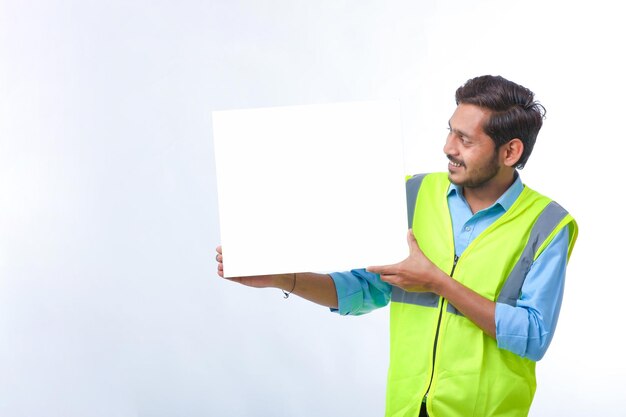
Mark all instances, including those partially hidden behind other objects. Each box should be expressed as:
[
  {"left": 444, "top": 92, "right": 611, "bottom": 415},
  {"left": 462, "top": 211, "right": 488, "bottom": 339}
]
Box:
[{"left": 212, "top": 100, "right": 408, "bottom": 277}]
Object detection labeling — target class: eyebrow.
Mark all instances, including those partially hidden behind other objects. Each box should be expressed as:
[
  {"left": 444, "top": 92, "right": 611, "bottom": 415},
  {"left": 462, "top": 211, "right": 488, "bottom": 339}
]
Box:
[{"left": 447, "top": 120, "right": 472, "bottom": 139}]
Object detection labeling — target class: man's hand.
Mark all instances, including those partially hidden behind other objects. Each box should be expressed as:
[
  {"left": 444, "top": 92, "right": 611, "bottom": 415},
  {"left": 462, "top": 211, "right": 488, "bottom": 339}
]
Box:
[
  {"left": 214, "top": 245, "right": 339, "bottom": 308},
  {"left": 366, "top": 229, "right": 447, "bottom": 293},
  {"left": 215, "top": 245, "right": 282, "bottom": 288},
  {"left": 367, "top": 230, "right": 497, "bottom": 338}
]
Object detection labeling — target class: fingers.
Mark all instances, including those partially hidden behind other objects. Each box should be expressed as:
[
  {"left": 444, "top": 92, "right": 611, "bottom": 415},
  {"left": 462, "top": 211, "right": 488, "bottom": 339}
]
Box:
[
  {"left": 366, "top": 265, "right": 382, "bottom": 274},
  {"left": 216, "top": 245, "right": 224, "bottom": 277},
  {"left": 370, "top": 269, "right": 398, "bottom": 285},
  {"left": 367, "top": 264, "right": 393, "bottom": 276},
  {"left": 407, "top": 229, "right": 419, "bottom": 254},
  {"left": 378, "top": 274, "right": 397, "bottom": 284}
]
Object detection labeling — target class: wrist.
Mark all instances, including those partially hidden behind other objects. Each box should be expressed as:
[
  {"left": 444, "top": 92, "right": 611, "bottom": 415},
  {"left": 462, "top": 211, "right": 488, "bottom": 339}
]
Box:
[
  {"left": 274, "top": 273, "right": 296, "bottom": 291},
  {"left": 430, "top": 270, "right": 452, "bottom": 295}
]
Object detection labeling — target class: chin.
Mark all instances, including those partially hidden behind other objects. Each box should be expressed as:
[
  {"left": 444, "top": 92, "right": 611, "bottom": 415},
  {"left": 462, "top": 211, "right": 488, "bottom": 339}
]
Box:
[{"left": 447, "top": 172, "right": 464, "bottom": 186}]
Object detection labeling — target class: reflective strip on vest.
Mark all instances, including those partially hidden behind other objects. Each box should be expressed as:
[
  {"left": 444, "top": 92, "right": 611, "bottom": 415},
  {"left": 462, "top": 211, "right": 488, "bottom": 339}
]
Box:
[
  {"left": 405, "top": 173, "right": 427, "bottom": 228},
  {"left": 392, "top": 173, "right": 438, "bottom": 308},
  {"left": 497, "top": 200, "right": 569, "bottom": 306}
]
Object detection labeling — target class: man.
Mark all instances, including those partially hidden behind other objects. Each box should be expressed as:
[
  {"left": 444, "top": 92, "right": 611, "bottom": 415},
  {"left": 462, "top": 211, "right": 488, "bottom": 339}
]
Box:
[{"left": 216, "top": 75, "right": 578, "bottom": 417}]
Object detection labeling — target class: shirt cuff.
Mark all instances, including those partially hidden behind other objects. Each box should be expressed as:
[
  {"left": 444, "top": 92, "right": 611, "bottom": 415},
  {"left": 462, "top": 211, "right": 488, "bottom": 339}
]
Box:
[
  {"left": 329, "top": 270, "right": 365, "bottom": 315},
  {"left": 495, "top": 302, "right": 531, "bottom": 358}
]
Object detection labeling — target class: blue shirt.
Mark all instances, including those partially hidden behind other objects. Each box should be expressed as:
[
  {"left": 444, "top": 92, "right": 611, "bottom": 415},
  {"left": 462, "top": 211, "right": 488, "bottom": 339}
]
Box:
[{"left": 330, "top": 174, "right": 570, "bottom": 361}]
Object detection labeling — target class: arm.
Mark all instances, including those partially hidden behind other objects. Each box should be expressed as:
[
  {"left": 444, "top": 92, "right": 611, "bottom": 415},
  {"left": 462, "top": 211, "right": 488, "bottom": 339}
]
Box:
[
  {"left": 494, "top": 226, "right": 570, "bottom": 360},
  {"left": 367, "top": 227, "right": 571, "bottom": 358},
  {"left": 216, "top": 245, "right": 338, "bottom": 309},
  {"left": 432, "top": 270, "right": 496, "bottom": 338}
]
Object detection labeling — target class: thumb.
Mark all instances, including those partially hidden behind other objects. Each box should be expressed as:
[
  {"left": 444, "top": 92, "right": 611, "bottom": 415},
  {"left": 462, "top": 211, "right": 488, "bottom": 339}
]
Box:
[{"left": 407, "top": 229, "right": 419, "bottom": 254}]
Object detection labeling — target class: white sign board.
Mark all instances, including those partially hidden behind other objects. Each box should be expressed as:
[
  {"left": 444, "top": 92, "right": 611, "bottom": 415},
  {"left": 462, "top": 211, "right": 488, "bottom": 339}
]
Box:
[{"left": 212, "top": 100, "right": 408, "bottom": 277}]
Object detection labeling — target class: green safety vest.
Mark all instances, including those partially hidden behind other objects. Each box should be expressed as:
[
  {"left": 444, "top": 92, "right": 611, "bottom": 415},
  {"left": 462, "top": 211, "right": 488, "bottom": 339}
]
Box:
[{"left": 386, "top": 173, "right": 578, "bottom": 417}]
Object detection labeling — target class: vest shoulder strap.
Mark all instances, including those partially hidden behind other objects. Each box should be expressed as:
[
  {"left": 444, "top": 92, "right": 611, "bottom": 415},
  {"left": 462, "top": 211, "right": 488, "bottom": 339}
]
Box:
[{"left": 405, "top": 173, "right": 428, "bottom": 227}]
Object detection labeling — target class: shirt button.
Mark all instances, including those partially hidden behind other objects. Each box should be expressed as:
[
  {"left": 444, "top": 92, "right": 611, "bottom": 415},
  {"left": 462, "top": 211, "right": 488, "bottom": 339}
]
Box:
[{"left": 465, "top": 226, "right": 471, "bottom": 231}]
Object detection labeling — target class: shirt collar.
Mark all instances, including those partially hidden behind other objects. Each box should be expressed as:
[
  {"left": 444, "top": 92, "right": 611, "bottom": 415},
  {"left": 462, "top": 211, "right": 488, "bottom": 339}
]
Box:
[{"left": 447, "top": 172, "right": 523, "bottom": 212}]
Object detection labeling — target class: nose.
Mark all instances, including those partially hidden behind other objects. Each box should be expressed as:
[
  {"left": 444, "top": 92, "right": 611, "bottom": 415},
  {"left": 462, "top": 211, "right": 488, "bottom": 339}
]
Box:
[{"left": 443, "top": 132, "right": 457, "bottom": 156}]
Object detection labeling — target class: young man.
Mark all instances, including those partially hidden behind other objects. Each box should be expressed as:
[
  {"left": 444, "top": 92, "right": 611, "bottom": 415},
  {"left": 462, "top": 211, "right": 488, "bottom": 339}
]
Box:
[{"left": 216, "top": 75, "right": 578, "bottom": 417}]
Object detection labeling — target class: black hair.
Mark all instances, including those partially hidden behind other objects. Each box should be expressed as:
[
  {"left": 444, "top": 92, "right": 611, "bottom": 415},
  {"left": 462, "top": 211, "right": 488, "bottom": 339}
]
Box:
[{"left": 455, "top": 75, "right": 546, "bottom": 169}]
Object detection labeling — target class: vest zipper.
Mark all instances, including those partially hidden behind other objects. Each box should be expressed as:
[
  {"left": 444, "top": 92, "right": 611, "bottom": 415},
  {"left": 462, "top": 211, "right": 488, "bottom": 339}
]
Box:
[{"left": 423, "top": 254, "right": 459, "bottom": 403}]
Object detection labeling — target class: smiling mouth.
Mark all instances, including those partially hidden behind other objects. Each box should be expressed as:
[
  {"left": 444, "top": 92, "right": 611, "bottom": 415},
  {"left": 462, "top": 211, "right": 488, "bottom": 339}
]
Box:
[{"left": 447, "top": 157, "right": 463, "bottom": 168}]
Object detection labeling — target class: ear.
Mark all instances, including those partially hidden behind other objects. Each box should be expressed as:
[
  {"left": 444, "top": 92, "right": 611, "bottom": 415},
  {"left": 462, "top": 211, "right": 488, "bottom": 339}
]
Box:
[{"left": 501, "top": 138, "right": 524, "bottom": 167}]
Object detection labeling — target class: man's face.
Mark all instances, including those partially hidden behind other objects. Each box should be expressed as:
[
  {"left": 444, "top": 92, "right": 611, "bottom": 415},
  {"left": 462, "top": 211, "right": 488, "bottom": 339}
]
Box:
[{"left": 443, "top": 103, "right": 501, "bottom": 188}]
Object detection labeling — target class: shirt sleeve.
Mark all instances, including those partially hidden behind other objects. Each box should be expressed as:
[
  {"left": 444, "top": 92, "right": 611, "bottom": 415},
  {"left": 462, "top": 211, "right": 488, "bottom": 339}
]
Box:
[
  {"left": 329, "top": 268, "right": 392, "bottom": 316},
  {"left": 495, "top": 226, "right": 570, "bottom": 361}
]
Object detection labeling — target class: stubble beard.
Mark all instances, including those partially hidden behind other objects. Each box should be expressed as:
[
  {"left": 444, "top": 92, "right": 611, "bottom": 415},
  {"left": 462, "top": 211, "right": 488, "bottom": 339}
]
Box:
[{"left": 448, "top": 150, "right": 501, "bottom": 189}]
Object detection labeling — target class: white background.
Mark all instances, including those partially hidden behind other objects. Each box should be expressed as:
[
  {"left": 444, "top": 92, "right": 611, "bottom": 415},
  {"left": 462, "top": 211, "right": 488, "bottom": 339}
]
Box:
[{"left": 0, "top": 1, "right": 622, "bottom": 416}]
